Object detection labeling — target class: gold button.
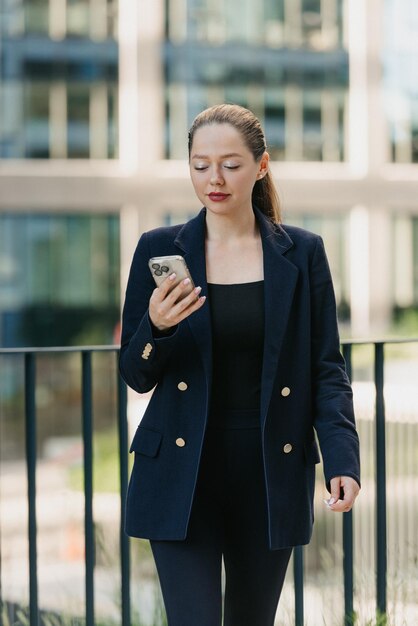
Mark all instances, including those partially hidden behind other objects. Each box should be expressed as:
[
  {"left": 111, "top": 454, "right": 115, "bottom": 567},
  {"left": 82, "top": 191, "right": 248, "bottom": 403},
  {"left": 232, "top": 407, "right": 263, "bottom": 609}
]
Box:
[
  {"left": 144, "top": 343, "right": 152, "bottom": 352},
  {"left": 283, "top": 443, "right": 293, "bottom": 454},
  {"left": 176, "top": 437, "right": 186, "bottom": 447},
  {"left": 141, "top": 354, "right": 149, "bottom": 360},
  {"left": 177, "top": 381, "right": 188, "bottom": 391},
  {"left": 281, "top": 386, "right": 291, "bottom": 397}
]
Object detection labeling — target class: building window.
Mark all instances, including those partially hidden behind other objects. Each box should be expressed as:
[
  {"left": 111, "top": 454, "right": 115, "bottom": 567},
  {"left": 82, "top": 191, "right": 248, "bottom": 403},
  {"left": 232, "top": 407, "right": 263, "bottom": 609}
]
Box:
[
  {"left": 384, "top": 0, "right": 418, "bottom": 163},
  {"left": 0, "top": 213, "right": 120, "bottom": 347},
  {"left": 164, "top": 0, "right": 348, "bottom": 162},
  {"left": 24, "top": 0, "right": 49, "bottom": 35},
  {"left": 0, "top": 1, "right": 118, "bottom": 159}
]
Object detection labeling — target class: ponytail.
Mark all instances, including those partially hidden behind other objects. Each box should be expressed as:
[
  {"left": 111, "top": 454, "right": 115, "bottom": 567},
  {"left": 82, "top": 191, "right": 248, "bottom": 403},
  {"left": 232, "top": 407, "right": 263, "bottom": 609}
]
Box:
[{"left": 252, "top": 170, "right": 282, "bottom": 224}]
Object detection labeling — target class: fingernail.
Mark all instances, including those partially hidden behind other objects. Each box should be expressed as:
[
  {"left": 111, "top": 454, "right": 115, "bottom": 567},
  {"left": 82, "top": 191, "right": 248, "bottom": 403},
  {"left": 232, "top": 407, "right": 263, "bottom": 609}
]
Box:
[
  {"left": 169, "top": 273, "right": 176, "bottom": 280},
  {"left": 195, "top": 286, "right": 202, "bottom": 294},
  {"left": 200, "top": 296, "right": 206, "bottom": 302},
  {"left": 183, "top": 278, "right": 190, "bottom": 285},
  {"left": 328, "top": 497, "right": 336, "bottom": 505}
]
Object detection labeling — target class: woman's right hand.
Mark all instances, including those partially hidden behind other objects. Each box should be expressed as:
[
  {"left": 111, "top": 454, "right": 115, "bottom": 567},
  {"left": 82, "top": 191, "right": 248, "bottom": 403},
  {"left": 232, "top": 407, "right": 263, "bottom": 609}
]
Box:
[{"left": 149, "top": 273, "right": 206, "bottom": 332}]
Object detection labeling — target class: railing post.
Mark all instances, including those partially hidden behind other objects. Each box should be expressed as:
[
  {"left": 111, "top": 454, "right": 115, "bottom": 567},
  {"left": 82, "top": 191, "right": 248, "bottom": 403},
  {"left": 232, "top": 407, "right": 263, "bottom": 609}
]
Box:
[
  {"left": 25, "top": 353, "right": 39, "bottom": 626},
  {"left": 342, "top": 343, "right": 354, "bottom": 625},
  {"left": 294, "top": 545, "right": 304, "bottom": 626},
  {"left": 374, "top": 342, "right": 387, "bottom": 619},
  {"left": 82, "top": 351, "right": 95, "bottom": 626},
  {"left": 117, "top": 355, "right": 131, "bottom": 626}
]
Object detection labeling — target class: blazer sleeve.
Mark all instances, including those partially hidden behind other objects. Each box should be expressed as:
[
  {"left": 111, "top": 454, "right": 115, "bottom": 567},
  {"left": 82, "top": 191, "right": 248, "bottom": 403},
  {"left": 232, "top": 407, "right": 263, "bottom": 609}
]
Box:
[
  {"left": 119, "top": 231, "right": 179, "bottom": 393},
  {"left": 309, "top": 236, "right": 361, "bottom": 492}
]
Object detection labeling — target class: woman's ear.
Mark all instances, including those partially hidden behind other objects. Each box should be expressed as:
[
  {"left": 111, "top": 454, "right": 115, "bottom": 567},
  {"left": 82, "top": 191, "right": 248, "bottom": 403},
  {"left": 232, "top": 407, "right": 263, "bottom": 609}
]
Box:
[{"left": 257, "top": 151, "right": 270, "bottom": 179}]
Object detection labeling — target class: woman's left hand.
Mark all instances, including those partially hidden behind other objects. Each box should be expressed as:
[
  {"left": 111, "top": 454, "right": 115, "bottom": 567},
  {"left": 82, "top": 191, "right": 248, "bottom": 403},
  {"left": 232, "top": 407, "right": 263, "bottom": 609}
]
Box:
[{"left": 325, "top": 476, "right": 360, "bottom": 512}]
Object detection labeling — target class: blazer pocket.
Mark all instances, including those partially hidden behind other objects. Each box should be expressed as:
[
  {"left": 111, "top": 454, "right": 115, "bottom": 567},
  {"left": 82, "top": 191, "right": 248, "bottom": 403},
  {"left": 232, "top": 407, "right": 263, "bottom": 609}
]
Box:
[
  {"left": 129, "top": 426, "right": 163, "bottom": 458},
  {"left": 304, "top": 439, "right": 321, "bottom": 465}
]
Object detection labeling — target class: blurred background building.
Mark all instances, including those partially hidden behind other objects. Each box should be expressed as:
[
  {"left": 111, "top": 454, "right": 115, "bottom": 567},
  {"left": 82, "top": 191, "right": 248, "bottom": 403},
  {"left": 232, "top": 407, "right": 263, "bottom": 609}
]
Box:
[{"left": 1, "top": 0, "right": 418, "bottom": 347}]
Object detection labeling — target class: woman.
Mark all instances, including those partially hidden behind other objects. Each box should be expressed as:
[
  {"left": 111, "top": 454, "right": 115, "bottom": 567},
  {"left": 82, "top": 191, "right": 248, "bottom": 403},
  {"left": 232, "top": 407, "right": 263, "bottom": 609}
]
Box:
[{"left": 119, "top": 104, "right": 360, "bottom": 626}]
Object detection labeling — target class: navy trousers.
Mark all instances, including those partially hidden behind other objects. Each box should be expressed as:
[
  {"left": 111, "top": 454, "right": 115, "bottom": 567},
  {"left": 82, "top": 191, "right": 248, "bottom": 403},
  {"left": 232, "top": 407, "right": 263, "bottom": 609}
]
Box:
[{"left": 150, "top": 411, "right": 293, "bottom": 626}]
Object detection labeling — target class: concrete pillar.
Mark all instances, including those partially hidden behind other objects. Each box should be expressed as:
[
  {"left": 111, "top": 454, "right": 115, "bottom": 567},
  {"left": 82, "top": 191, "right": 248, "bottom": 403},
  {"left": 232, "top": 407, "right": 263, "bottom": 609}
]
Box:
[
  {"left": 284, "top": 0, "right": 302, "bottom": 47},
  {"left": 321, "top": 89, "right": 340, "bottom": 162},
  {"left": 321, "top": 0, "right": 339, "bottom": 48},
  {"left": 137, "top": 0, "right": 165, "bottom": 165},
  {"left": 368, "top": 208, "right": 392, "bottom": 334},
  {"left": 394, "top": 216, "right": 414, "bottom": 308},
  {"left": 349, "top": 206, "right": 370, "bottom": 336},
  {"left": 89, "top": 82, "right": 108, "bottom": 158},
  {"left": 284, "top": 86, "right": 303, "bottom": 161},
  {"left": 167, "top": 84, "right": 188, "bottom": 160},
  {"left": 118, "top": 0, "right": 140, "bottom": 171},
  {"left": 346, "top": 0, "right": 387, "bottom": 172},
  {"left": 346, "top": 0, "right": 369, "bottom": 175},
  {"left": 49, "top": 0, "right": 66, "bottom": 40},
  {"left": 349, "top": 205, "right": 393, "bottom": 337},
  {"left": 120, "top": 204, "right": 142, "bottom": 297},
  {"left": 347, "top": 0, "right": 392, "bottom": 333},
  {"left": 49, "top": 81, "right": 68, "bottom": 158},
  {"left": 89, "top": 0, "right": 108, "bottom": 41},
  {"left": 119, "top": 0, "right": 165, "bottom": 168}
]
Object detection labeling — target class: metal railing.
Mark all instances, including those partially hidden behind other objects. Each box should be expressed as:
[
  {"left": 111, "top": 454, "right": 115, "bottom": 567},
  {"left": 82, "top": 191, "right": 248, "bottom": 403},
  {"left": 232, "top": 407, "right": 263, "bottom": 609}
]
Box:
[
  {"left": 1, "top": 339, "right": 417, "bottom": 626},
  {"left": 0, "top": 347, "right": 129, "bottom": 626}
]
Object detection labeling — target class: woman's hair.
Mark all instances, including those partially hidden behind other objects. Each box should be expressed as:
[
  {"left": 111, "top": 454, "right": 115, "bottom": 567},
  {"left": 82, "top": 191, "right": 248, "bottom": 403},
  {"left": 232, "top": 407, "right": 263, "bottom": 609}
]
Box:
[{"left": 188, "top": 104, "right": 282, "bottom": 223}]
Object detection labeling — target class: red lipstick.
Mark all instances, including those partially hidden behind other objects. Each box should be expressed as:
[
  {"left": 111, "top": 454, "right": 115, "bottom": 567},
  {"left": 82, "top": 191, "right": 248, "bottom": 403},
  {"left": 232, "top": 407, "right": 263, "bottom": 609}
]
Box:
[{"left": 208, "top": 193, "right": 230, "bottom": 202}]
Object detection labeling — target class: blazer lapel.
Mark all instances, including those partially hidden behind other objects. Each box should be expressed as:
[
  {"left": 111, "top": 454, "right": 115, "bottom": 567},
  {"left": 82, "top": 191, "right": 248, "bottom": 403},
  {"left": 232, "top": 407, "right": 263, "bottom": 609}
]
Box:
[
  {"left": 254, "top": 207, "right": 299, "bottom": 426},
  {"left": 174, "top": 209, "right": 212, "bottom": 387}
]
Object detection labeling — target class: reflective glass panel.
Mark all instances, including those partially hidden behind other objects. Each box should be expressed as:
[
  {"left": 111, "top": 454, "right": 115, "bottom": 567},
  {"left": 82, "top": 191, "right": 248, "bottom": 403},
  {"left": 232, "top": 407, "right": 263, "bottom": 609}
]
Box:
[
  {"left": 165, "top": 0, "right": 348, "bottom": 161},
  {"left": 384, "top": 0, "right": 418, "bottom": 163},
  {"left": 0, "top": 0, "right": 118, "bottom": 158},
  {"left": 0, "top": 213, "right": 120, "bottom": 347}
]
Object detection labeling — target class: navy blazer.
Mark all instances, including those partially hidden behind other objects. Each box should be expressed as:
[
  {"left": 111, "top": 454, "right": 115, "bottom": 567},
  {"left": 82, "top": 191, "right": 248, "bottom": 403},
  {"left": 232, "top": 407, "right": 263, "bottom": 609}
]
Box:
[{"left": 120, "top": 206, "right": 360, "bottom": 550}]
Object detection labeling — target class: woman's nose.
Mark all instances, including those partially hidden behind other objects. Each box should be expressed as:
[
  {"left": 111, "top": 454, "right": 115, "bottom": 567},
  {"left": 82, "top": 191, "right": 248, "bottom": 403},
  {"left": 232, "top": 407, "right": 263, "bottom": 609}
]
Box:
[{"left": 210, "top": 167, "right": 224, "bottom": 186}]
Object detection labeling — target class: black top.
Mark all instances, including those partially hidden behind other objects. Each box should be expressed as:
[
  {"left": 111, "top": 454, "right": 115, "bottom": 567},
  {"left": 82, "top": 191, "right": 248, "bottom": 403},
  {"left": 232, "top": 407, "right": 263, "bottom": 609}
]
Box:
[{"left": 207, "top": 281, "right": 265, "bottom": 413}]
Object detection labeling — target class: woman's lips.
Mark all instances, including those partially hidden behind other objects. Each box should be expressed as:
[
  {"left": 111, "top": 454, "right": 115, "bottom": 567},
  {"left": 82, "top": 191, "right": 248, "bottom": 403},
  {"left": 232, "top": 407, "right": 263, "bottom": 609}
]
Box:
[{"left": 208, "top": 193, "right": 230, "bottom": 202}]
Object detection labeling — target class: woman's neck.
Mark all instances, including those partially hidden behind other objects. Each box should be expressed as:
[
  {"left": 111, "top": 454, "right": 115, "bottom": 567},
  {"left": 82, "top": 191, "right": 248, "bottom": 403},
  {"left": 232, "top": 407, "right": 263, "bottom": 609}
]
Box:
[{"left": 205, "top": 207, "right": 258, "bottom": 243}]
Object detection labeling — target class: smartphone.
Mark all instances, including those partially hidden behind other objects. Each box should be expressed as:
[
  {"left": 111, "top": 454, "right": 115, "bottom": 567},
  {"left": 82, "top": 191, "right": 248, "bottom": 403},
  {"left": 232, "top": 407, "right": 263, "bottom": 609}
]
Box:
[{"left": 148, "top": 255, "right": 195, "bottom": 297}]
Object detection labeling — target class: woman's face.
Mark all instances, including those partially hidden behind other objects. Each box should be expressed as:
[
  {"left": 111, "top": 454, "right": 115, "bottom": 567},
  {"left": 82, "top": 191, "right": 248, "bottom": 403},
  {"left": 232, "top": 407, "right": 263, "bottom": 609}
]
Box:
[{"left": 189, "top": 123, "right": 269, "bottom": 217}]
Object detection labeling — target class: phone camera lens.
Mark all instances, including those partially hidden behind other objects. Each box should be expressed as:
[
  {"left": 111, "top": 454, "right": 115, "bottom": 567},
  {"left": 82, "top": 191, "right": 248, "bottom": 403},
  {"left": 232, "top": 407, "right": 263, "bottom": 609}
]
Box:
[
  {"left": 152, "top": 263, "right": 160, "bottom": 269},
  {"left": 154, "top": 269, "right": 163, "bottom": 276},
  {"left": 161, "top": 266, "right": 169, "bottom": 273}
]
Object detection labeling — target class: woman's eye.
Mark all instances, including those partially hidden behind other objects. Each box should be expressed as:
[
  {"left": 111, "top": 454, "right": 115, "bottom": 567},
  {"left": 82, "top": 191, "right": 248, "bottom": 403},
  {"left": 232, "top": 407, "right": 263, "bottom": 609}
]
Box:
[
  {"left": 224, "top": 165, "right": 240, "bottom": 170},
  {"left": 194, "top": 166, "right": 208, "bottom": 171}
]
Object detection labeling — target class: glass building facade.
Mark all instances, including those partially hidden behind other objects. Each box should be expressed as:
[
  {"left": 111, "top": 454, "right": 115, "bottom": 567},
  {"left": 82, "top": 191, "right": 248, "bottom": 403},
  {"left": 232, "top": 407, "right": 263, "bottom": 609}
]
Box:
[
  {"left": 0, "top": 213, "right": 120, "bottom": 347},
  {"left": 384, "top": 0, "right": 418, "bottom": 163},
  {"left": 0, "top": 0, "right": 418, "bottom": 338},
  {"left": 165, "top": 0, "right": 348, "bottom": 161},
  {"left": 0, "top": 0, "right": 120, "bottom": 346},
  {"left": 0, "top": 0, "right": 118, "bottom": 158}
]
